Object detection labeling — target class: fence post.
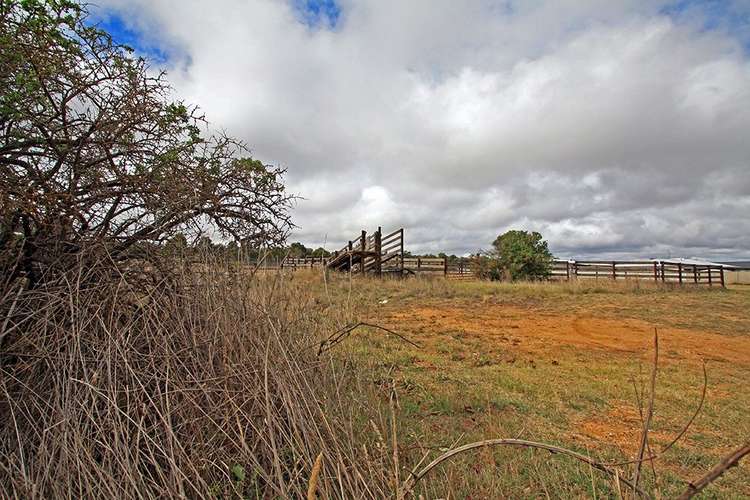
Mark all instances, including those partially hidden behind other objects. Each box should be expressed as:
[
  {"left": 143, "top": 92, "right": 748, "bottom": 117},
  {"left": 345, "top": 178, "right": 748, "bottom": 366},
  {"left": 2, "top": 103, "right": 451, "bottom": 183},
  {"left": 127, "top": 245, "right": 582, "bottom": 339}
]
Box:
[
  {"left": 660, "top": 262, "right": 665, "bottom": 283},
  {"left": 417, "top": 257, "right": 421, "bottom": 272},
  {"left": 375, "top": 227, "right": 382, "bottom": 276},
  {"left": 693, "top": 264, "right": 698, "bottom": 284},
  {"left": 444, "top": 257, "right": 448, "bottom": 277},
  {"left": 720, "top": 266, "right": 725, "bottom": 288},
  {"left": 708, "top": 266, "right": 713, "bottom": 286},
  {"left": 348, "top": 240, "right": 353, "bottom": 275},
  {"left": 678, "top": 262, "right": 683, "bottom": 284},
  {"left": 612, "top": 261, "right": 616, "bottom": 280},
  {"left": 653, "top": 262, "right": 658, "bottom": 282},
  {"left": 361, "top": 230, "right": 367, "bottom": 275},
  {"left": 399, "top": 228, "right": 404, "bottom": 275}
]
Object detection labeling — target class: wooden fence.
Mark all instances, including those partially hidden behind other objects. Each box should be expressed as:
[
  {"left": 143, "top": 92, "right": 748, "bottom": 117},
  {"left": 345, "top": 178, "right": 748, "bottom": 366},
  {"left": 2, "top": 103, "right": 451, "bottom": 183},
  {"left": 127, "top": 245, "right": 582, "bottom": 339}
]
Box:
[
  {"left": 401, "top": 257, "right": 473, "bottom": 280},
  {"left": 550, "top": 260, "right": 725, "bottom": 286},
  {"left": 325, "top": 227, "right": 403, "bottom": 275},
  {"left": 266, "top": 227, "right": 472, "bottom": 280},
  {"left": 249, "top": 230, "right": 727, "bottom": 288}
]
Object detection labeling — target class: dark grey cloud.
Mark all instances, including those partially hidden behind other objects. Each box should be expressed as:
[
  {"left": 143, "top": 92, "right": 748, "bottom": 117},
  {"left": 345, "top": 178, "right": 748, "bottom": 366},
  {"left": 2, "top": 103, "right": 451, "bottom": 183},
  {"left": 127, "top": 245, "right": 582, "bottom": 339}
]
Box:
[{"left": 95, "top": 0, "right": 750, "bottom": 259}]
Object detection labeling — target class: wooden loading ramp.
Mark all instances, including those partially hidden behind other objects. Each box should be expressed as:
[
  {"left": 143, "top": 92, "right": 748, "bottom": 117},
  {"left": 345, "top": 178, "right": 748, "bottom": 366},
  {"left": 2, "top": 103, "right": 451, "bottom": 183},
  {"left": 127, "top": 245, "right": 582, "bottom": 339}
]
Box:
[{"left": 327, "top": 227, "right": 405, "bottom": 275}]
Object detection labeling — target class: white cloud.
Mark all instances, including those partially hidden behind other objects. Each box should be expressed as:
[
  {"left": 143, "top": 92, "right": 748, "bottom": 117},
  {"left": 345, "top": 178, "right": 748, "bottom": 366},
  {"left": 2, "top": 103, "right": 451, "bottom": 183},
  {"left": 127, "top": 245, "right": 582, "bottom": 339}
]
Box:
[{"left": 94, "top": 0, "right": 750, "bottom": 259}]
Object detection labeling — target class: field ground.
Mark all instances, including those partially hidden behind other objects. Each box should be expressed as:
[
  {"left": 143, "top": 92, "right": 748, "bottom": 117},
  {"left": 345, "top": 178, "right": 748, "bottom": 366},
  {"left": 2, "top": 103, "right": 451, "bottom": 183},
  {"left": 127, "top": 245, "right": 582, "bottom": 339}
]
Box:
[{"left": 310, "top": 273, "right": 750, "bottom": 498}]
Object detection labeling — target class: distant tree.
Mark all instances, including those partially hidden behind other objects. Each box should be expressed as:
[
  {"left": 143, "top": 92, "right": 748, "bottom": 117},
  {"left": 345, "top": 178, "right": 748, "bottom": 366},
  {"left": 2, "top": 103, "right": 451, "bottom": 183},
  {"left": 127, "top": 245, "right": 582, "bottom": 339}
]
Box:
[
  {"left": 311, "top": 247, "right": 330, "bottom": 258},
  {"left": 491, "top": 230, "right": 553, "bottom": 281},
  {"left": 0, "top": 0, "right": 293, "bottom": 287},
  {"left": 471, "top": 254, "right": 503, "bottom": 281},
  {"left": 288, "top": 242, "right": 309, "bottom": 258}
]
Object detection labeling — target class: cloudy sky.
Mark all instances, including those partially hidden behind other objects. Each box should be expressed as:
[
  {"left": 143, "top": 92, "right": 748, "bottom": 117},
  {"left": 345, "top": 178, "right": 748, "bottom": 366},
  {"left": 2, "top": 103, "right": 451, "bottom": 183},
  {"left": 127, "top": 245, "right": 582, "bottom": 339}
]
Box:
[{"left": 92, "top": 0, "right": 750, "bottom": 259}]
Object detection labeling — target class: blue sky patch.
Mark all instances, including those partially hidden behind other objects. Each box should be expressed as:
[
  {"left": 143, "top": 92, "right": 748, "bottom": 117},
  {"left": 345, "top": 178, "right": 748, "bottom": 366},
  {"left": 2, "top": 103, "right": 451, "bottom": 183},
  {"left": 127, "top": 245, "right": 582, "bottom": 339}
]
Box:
[
  {"left": 292, "top": 0, "right": 341, "bottom": 29},
  {"left": 661, "top": 0, "right": 750, "bottom": 51},
  {"left": 89, "top": 12, "right": 170, "bottom": 64}
]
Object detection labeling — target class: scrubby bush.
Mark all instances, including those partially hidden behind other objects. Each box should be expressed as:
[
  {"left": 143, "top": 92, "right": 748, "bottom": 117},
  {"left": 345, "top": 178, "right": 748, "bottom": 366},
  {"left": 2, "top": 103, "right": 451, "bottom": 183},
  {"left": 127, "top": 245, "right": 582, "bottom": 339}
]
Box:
[
  {"left": 473, "top": 230, "right": 553, "bottom": 281},
  {"left": 0, "top": 0, "right": 292, "bottom": 291}
]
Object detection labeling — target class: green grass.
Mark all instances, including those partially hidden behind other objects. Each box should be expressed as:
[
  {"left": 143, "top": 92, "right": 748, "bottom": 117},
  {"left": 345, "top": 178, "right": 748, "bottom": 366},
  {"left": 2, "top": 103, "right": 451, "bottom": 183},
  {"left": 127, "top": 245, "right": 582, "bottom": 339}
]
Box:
[{"left": 307, "top": 272, "right": 750, "bottom": 498}]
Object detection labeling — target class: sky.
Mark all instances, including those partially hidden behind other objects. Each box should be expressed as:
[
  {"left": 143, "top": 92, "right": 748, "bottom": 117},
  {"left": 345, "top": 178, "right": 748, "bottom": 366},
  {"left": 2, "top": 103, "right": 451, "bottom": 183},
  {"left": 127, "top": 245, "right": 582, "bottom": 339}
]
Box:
[{"left": 90, "top": 0, "right": 750, "bottom": 259}]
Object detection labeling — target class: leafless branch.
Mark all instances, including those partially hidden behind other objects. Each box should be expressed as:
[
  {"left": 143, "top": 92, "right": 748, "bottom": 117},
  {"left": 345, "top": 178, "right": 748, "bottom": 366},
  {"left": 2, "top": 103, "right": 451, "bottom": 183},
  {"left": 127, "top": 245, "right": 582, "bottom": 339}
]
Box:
[
  {"left": 318, "top": 322, "right": 421, "bottom": 356},
  {"left": 603, "top": 361, "right": 708, "bottom": 467},
  {"left": 677, "top": 441, "right": 750, "bottom": 499},
  {"left": 633, "top": 328, "right": 658, "bottom": 489},
  {"left": 399, "top": 438, "right": 649, "bottom": 498}
]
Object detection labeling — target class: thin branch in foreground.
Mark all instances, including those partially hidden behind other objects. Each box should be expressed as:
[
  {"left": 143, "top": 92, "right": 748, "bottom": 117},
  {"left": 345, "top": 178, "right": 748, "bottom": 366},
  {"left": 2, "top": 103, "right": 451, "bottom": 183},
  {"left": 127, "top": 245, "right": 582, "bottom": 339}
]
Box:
[
  {"left": 317, "top": 322, "right": 420, "bottom": 356},
  {"left": 633, "top": 328, "right": 658, "bottom": 489},
  {"left": 677, "top": 441, "right": 750, "bottom": 500},
  {"left": 398, "top": 439, "right": 649, "bottom": 499},
  {"left": 603, "top": 360, "right": 708, "bottom": 469}
]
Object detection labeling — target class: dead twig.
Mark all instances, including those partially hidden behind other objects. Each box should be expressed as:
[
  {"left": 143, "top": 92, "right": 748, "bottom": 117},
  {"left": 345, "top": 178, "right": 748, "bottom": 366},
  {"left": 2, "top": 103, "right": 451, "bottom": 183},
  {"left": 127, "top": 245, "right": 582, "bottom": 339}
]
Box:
[
  {"left": 676, "top": 441, "right": 750, "bottom": 499},
  {"left": 604, "top": 362, "right": 708, "bottom": 469},
  {"left": 318, "top": 322, "right": 420, "bottom": 356},
  {"left": 390, "top": 381, "right": 402, "bottom": 500},
  {"left": 633, "top": 328, "right": 658, "bottom": 489},
  {"left": 0, "top": 280, "right": 26, "bottom": 352},
  {"left": 398, "top": 438, "right": 649, "bottom": 499}
]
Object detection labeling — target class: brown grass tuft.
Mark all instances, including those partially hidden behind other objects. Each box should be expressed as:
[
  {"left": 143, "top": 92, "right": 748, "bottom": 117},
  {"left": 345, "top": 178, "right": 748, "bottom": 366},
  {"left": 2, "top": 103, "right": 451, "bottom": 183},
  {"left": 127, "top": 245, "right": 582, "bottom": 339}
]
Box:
[{"left": 0, "top": 264, "right": 392, "bottom": 498}]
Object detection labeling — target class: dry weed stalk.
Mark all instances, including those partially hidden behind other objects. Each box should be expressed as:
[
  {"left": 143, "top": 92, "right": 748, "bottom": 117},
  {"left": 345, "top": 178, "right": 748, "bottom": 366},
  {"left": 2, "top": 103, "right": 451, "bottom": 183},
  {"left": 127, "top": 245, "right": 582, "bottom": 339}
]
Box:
[
  {"left": 0, "top": 264, "right": 393, "bottom": 498},
  {"left": 307, "top": 452, "right": 324, "bottom": 500},
  {"left": 633, "top": 329, "right": 659, "bottom": 490}
]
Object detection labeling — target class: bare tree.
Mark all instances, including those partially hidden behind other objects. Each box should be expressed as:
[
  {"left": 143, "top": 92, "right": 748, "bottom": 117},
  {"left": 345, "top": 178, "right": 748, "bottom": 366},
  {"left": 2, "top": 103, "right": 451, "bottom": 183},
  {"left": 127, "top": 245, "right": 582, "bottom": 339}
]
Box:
[{"left": 0, "top": 0, "right": 294, "bottom": 287}]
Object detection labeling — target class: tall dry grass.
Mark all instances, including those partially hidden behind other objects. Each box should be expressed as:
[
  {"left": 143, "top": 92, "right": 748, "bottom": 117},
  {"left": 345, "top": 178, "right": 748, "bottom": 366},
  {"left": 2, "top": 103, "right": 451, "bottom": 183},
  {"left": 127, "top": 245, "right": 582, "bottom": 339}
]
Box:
[{"left": 0, "top": 264, "right": 393, "bottom": 498}]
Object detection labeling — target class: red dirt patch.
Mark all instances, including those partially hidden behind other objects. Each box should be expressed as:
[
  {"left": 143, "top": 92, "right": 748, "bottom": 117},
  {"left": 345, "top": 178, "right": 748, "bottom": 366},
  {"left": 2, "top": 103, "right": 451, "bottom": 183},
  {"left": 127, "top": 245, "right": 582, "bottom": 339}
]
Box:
[
  {"left": 573, "top": 403, "right": 671, "bottom": 455},
  {"left": 380, "top": 302, "right": 750, "bottom": 366}
]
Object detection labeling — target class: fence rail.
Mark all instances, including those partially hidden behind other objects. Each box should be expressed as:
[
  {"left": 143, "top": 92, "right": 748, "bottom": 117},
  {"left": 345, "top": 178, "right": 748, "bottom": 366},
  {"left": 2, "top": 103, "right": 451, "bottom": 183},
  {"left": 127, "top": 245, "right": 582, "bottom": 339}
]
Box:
[
  {"left": 248, "top": 230, "right": 728, "bottom": 288},
  {"left": 550, "top": 260, "right": 725, "bottom": 286}
]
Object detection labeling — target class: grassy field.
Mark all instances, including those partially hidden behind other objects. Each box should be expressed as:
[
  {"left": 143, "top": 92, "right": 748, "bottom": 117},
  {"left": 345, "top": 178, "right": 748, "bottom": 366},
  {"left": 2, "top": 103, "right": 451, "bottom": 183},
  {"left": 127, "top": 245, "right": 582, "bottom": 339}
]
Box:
[{"left": 307, "top": 273, "right": 750, "bottom": 498}]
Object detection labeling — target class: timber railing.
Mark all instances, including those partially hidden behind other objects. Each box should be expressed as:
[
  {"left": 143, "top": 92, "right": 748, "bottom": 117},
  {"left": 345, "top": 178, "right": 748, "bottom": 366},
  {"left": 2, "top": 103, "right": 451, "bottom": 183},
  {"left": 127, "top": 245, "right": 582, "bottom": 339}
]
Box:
[
  {"left": 250, "top": 255, "right": 724, "bottom": 287},
  {"left": 550, "top": 260, "right": 726, "bottom": 287},
  {"left": 280, "top": 256, "right": 329, "bottom": 269},
  {"left": 401, "top": 257, "right": 473, "bottom": 280},
  {"left": 322, "top": 227, "right": 474, "bottom": 279},
  {"left": 326, "top": 227, "right": 402, "bottom": 275}
]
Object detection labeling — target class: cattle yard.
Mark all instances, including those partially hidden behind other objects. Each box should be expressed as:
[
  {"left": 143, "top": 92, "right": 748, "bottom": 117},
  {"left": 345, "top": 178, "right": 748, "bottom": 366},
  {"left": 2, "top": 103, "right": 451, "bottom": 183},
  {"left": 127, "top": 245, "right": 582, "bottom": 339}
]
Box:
[
  {"left": 260, "top": 227, "right": 732, "bottom": 287},
  {"left": 274, "top": 227, "right": 474, "bottom": 280}
]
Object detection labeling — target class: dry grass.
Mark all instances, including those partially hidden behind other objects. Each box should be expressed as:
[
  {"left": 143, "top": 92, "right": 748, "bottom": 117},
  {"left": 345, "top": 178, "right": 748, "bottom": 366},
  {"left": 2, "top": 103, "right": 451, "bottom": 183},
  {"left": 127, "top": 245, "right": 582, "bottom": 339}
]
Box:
[
  {"left": 2, "top": 267, "right": 748, "bottom": 498},
  {"left": 0, "top": 266, "right": 395, "bottom": 499}
]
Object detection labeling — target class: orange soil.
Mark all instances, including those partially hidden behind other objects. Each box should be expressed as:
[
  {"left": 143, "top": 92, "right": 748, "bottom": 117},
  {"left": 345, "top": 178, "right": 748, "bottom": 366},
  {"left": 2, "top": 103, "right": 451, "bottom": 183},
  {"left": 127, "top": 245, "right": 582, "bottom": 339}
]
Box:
[
  {"left": 573, "top": 402, "right": 674, "bottom": 455},
  {"left": 378, "top": 299, "right": 750, "bottom": 474},
  {"left": 380, "top": 302, "right": 750, "bottom": 366}
]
